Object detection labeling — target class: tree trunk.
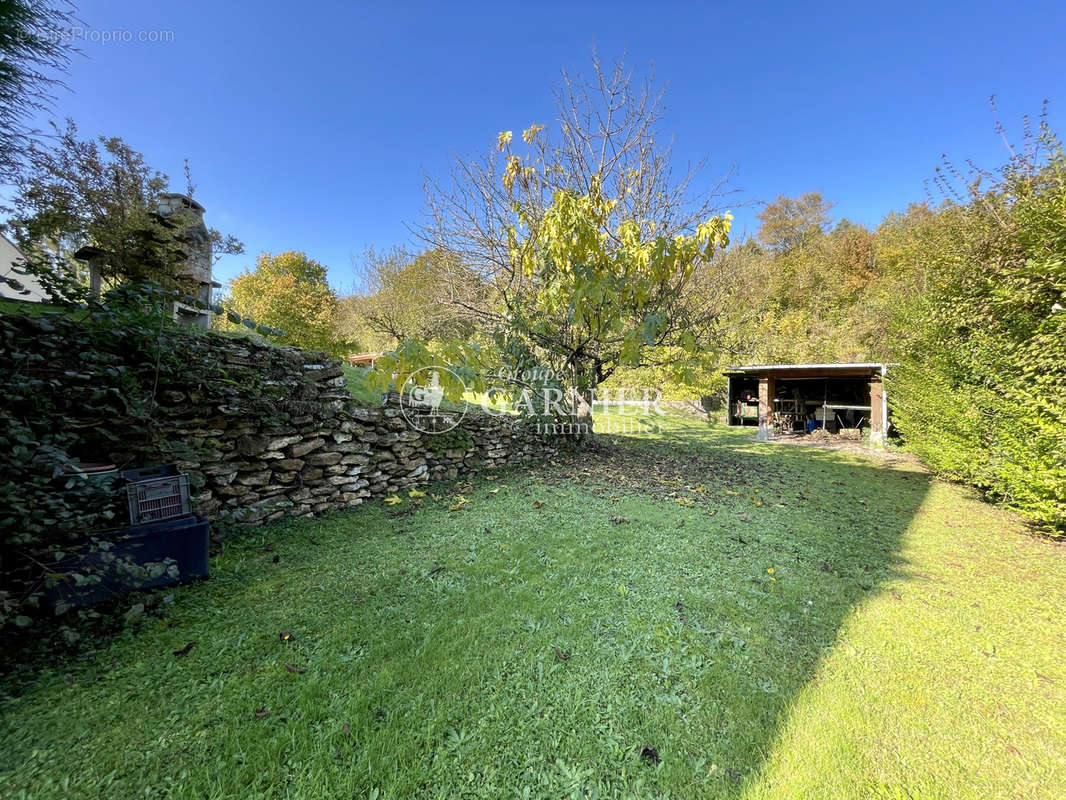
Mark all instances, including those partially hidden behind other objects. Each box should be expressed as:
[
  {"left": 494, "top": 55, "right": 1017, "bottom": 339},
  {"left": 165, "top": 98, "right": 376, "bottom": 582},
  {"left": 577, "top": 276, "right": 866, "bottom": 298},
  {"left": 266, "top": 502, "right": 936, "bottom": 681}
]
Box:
[{"left": 569, "top": 360, "right": 596, "bottom": 440}]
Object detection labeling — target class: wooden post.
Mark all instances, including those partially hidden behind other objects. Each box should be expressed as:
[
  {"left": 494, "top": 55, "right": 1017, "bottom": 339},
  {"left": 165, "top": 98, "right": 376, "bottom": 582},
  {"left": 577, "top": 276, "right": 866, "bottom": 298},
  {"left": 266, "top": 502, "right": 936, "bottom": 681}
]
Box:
[
  {"left": 757, "top": 375, "right": 775, "bottom": 441},
  {"left": 726, "top": 375, "right": 735, "bottom": 426},
  {"left": 869, "top": 376, "right": 885, "bottom": 447}
]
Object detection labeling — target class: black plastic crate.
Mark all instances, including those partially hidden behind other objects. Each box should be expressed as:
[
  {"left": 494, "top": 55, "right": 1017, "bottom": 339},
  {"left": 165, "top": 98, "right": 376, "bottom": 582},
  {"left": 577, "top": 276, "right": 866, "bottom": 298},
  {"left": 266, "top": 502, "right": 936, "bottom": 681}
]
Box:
[{"left": 121, "top": 464, "right": 191, "bottom": 525}]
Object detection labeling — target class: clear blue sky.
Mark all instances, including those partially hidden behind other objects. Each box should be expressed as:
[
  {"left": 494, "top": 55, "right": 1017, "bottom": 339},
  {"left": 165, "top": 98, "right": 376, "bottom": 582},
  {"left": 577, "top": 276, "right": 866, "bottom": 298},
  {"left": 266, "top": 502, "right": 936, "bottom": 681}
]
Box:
[{"left": 19, "top": 0, "right": 1066, "bottom": 289}]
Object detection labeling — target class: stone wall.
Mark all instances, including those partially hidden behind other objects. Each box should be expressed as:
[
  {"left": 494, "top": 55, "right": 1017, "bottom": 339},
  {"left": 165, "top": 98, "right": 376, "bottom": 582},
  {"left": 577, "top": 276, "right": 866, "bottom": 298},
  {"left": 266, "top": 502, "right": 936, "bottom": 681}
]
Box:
[
  {"left": 1, "top": 312, "right": 556, "bottom": 526},
  {"left": 138, "top": 349, "right": 557, "bottom": 525},
  {"left": 187, "top": 393, "right": 555, "bottom": 524}
]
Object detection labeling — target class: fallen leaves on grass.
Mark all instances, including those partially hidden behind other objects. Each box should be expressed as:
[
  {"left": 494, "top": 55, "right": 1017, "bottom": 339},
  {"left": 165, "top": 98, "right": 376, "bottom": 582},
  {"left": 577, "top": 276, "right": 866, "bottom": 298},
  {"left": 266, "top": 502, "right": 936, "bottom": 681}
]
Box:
[
  {"left": 172, "top": 641, "right": 197, "bottom": 657},
  {"left": 638, "top": 746, "right": 660, "bottom": 765},
  {"left": 384, "top": 495, "right": 403, "bottom": 506}
]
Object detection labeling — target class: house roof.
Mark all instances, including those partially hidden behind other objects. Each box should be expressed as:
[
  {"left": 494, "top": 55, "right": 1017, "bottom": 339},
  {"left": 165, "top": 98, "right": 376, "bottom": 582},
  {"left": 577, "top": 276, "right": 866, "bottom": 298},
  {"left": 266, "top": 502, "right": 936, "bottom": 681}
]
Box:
[
  {"left": 0, "top": 233, "right": 48, "bottom": 303},
  {"left": 727, "top": 362, "right": 887, "bottom": 371}
]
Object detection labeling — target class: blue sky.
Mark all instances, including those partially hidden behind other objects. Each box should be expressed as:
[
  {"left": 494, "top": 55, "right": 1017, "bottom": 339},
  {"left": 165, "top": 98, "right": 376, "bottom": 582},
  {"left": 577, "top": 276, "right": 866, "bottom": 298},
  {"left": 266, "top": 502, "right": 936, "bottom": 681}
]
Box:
[{"left": 16, "top": 0, "right": 1066, "bottom": 289}]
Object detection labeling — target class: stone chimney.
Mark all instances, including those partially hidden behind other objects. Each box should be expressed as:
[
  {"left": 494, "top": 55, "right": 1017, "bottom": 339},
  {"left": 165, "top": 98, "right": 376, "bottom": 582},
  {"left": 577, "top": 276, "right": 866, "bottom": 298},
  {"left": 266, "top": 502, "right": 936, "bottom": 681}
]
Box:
[{"left": 157, "top": 193, "right": 216, "bottom": 328}]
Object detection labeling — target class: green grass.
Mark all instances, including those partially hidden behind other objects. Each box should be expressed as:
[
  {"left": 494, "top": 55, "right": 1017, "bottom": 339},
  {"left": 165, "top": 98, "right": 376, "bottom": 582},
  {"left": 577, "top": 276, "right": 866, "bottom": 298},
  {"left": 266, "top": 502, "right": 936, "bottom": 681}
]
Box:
[
  {"left": 342, "top": 364, "right": 384, "bottom": 405},
  {"left": 2, "top": 414, "right": 1064, "bottom": 798},
  {"left": 343, "top": 365, "right": 510, "bottom": 413},
  {"left": 0, "top": 298, "right": 69, "bottom": 316}
]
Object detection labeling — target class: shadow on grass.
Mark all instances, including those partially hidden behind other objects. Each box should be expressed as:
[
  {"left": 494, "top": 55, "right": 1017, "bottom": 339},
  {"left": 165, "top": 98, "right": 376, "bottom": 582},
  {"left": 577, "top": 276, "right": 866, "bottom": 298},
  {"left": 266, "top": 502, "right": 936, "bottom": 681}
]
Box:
[{"left": 575, "top": 415, "right": 933, "bottom": 792}]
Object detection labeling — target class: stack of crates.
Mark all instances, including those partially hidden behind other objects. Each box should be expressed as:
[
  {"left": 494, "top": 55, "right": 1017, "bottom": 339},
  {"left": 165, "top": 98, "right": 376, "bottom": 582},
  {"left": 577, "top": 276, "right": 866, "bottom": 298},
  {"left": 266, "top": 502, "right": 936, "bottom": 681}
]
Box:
[{"left": 45, "top": 464, "right": 209, "bottom": 610}]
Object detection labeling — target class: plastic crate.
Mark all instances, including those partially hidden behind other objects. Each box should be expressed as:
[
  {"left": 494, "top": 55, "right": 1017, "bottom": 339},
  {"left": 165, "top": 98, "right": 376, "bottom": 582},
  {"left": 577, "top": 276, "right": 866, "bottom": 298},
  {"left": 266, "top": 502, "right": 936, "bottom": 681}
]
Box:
[{"left": 121, "top": 464, "right": 191, "bottom": 525}]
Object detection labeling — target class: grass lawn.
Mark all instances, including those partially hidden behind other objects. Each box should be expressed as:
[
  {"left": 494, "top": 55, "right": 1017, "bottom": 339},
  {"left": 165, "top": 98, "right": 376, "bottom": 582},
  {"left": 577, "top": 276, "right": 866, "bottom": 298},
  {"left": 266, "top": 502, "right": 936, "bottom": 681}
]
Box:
[
  {"left": 342, "top": 365, "right": 510, "bottom": 413},
  {"left": 343, "top": 364, "right": 383, "bottom": 405},
  {"left": 0, "top": 298, "right": 70, "bottom": 317},
  {"left": 2, "top": 413, "right": 1064, "bottom": 799}
]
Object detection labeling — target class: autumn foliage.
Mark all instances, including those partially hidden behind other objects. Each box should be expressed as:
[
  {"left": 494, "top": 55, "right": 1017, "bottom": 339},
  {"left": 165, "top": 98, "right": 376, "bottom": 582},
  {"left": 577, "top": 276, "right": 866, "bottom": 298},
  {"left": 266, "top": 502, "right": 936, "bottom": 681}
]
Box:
[{"left": 217, "top": 251, "right": 346, "bottom": 356}]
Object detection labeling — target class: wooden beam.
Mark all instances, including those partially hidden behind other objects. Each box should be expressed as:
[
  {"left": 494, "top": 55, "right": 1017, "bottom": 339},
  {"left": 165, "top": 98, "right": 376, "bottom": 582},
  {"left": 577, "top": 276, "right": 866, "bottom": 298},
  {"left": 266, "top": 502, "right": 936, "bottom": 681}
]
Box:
[{"left": 726, "top": 375, "right": 736, "bottom": 426}]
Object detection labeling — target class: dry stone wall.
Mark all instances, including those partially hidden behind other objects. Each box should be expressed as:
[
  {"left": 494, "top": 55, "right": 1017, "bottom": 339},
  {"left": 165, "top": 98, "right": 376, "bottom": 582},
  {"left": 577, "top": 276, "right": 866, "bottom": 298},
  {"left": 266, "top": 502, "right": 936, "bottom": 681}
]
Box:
[
  {"left": 150, "top": 352, "right": 557, "bottom": 524},
  {"left": 188, "top": 393, "right": 555, "bottom": 524}
]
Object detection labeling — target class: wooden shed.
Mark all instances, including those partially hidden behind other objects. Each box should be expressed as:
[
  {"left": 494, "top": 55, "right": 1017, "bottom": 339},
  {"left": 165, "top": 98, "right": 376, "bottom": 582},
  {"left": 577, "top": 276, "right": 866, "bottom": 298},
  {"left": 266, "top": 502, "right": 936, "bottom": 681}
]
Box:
[{"left": 724, "top": 362, "right": 889, "bottom": 446}]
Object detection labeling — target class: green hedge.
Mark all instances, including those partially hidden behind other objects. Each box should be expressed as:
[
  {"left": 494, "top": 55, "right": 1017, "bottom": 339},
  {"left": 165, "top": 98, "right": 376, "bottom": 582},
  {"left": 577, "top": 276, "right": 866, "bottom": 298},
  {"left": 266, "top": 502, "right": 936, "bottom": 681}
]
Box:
[{"left": 889, "top": 128, "right": 1066, "bottom": 534}]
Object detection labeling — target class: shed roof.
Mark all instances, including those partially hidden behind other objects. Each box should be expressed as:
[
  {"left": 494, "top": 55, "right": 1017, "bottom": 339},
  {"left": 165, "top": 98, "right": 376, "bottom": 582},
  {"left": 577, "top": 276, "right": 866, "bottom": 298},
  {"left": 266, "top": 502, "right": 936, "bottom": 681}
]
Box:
[{"left": 724, "top": 362, "right": 889, "bottom": 377}]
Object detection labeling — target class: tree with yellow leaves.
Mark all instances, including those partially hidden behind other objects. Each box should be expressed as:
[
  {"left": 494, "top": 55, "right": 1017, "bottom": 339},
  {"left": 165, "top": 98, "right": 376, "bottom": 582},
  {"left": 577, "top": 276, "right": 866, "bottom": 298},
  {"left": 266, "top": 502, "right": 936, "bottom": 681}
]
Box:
[
  {"left": 217, "top": 251, "right": 345, "bottom": 356},
  {"left": 404, "top": 56, "right": 736, "bottom": 425}
]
